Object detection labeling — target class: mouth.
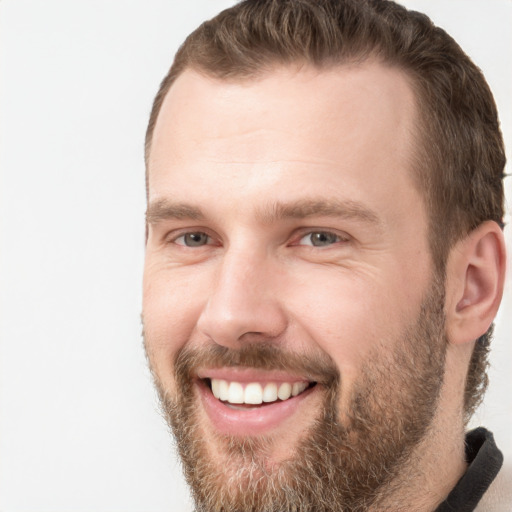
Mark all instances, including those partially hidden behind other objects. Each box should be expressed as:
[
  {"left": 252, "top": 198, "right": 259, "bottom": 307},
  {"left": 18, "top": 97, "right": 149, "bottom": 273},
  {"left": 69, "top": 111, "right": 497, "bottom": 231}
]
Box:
[
  {"left": 206, "top": 377, "right": 316, "bottom": 407},
  {"left": 195, "top": 369, "right": 319, "bottom": 435}
]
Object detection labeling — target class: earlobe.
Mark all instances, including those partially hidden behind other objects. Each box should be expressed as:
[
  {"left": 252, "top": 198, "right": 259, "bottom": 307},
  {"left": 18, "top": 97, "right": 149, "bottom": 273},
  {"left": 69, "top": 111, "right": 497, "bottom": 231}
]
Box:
[{"left": 445, "top": 221, "right": 506, "bottom": 346}]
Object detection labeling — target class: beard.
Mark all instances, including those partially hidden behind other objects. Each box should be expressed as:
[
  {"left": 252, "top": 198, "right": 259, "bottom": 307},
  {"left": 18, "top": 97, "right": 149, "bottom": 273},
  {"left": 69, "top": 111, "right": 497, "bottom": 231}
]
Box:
[{"left": 147, "top": 277, "right": 447, "bottom": 512}]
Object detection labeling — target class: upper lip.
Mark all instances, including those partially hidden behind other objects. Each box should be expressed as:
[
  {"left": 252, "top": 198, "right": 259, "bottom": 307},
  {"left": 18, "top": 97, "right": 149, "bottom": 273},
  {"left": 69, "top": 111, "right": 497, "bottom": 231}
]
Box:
[{"left": 196, "top": 367, "right": 314, "bottom": 384}]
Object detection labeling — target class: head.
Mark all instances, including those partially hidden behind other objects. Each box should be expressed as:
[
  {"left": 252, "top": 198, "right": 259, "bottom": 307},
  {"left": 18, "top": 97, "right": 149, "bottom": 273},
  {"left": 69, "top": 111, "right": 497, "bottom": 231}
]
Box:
[
  {"left": 142, "top": 1, "right": 506, "bottom": 510},
  {"left": 145, "top": 1, "right": 506, "bottom": 417}
]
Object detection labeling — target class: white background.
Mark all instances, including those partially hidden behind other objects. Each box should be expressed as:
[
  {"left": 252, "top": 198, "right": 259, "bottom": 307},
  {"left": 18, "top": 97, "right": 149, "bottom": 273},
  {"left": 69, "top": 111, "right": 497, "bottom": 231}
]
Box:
[{"left": 0, "top": 1, "right": 510, "bottom": 511}]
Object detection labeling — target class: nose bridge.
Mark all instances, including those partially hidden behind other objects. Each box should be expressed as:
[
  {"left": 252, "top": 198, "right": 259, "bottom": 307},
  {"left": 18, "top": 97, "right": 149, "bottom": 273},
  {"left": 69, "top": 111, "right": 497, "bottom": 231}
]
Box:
[{"left": 197, "top": 244, "right": 287, "bottom": 346}]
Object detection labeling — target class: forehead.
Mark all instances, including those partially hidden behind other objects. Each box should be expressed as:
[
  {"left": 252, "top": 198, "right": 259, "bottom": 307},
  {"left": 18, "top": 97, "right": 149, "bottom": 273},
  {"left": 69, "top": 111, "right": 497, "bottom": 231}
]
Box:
[{"left": 148, "top": 63, "right": 421, "bottom": 224}]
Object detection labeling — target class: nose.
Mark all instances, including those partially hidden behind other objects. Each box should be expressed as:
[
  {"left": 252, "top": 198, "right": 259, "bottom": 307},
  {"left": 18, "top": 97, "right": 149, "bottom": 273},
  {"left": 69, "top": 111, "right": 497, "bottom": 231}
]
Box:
[{"left": 196, "top": 248, "right": 288, "bottom": 348}]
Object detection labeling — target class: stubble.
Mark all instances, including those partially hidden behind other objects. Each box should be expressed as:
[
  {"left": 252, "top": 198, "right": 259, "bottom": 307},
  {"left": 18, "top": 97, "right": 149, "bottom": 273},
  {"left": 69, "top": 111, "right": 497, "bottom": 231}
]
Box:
[{"left": 148, "top": 277, "right": 447, "bottom": 512}]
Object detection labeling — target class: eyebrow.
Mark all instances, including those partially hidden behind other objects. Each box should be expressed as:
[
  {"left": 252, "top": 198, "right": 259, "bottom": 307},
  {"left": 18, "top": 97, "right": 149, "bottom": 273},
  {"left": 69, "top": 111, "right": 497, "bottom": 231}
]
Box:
[
  {"left": 146, "top": 197, "right": 381, "bottom": 227},
  {"left": 257, "top": 199, "right": 381, "bottom": 226},
  {"left": 146, "top": 199, "right": 205, "bottom": 224}
]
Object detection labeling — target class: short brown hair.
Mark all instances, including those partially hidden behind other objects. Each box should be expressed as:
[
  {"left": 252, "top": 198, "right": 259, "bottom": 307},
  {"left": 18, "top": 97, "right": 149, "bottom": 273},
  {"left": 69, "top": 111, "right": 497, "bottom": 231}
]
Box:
[{"left": 145, "top": 0, "right": 506, "bottom": 420}]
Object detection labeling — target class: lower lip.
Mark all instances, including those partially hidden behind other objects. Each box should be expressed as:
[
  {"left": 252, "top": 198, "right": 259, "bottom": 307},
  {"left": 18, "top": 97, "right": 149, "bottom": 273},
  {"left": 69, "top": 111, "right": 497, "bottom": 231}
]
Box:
[{"left": 197, "top": 380, "right": 317, "bottom": 436}]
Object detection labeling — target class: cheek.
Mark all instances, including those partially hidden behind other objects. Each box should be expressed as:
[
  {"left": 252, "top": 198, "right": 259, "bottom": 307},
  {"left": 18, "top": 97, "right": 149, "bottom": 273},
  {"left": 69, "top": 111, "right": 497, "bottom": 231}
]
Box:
[
  {"left": 285, "top": 266, "right": 416, "bottom": 373},
  {"left": 284, "top": 270, "right": 417, "bottom": 415},
  {"left": 142, "top": 263, "right": 206, "bottom": 389}
]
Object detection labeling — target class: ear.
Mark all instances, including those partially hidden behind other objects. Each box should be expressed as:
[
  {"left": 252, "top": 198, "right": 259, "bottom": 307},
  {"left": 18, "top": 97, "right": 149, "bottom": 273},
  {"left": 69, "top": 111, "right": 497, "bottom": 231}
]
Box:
[{"left": 445, "top": 221, "right": 506, "bottom": 346}]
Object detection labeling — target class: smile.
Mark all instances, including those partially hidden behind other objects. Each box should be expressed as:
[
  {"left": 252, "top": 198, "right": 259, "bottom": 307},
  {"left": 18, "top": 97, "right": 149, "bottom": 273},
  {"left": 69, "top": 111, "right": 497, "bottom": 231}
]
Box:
[
  {"left": 196, "top": 370, "right": 319, "bottom": 435},
  {"left": 209, "top": 378, "right": 312, "bottom": 405}
]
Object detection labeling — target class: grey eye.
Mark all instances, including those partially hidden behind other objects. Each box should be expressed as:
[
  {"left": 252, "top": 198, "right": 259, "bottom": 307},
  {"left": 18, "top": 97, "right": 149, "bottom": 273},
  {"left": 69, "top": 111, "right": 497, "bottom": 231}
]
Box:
[
  {"left": 177, "top": 232, "right": 210, "bottom": 247},
  {"left": 301, "top": 231, "right": 340, "bottom": 247}
]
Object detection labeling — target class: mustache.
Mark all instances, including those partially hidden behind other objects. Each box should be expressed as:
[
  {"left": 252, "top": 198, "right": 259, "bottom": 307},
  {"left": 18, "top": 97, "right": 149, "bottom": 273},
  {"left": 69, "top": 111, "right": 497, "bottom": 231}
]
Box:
[{"left": 174, "top": 342, "right": 340, "bottom": 386}]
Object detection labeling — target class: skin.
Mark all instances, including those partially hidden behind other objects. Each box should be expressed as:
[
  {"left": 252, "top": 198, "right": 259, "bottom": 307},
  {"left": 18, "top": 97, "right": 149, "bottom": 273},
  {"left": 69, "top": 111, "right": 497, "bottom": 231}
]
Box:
[{"left": 143, "top": 63, "right": 505, "bottom": 510}]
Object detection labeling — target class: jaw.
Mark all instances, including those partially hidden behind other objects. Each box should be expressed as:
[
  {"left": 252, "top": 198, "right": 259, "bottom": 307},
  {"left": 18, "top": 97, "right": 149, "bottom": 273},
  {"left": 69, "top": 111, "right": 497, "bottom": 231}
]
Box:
[
  {"left": 157, "top": 349, "right": 446, "bottom": 512},
  {"left": 146, "top": 274, "right": 452, "bottom": 511}
]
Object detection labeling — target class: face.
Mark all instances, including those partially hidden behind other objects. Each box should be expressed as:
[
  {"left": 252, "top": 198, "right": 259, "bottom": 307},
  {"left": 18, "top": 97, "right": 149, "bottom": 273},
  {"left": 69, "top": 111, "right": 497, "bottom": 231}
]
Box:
[{"left": 143, "top": 64, "right": 446, "bottom": 511}]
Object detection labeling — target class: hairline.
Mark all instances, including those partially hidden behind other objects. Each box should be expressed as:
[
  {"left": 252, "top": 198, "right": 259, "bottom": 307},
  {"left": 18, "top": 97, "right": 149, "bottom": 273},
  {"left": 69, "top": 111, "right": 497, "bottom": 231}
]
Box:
[{"left": 144, "top": 56, "right": 428, "bottom": 196}]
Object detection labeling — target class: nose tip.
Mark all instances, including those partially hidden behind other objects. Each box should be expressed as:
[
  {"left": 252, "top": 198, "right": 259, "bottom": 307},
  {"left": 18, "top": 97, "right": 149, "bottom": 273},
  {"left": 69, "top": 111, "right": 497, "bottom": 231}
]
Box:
[
  {"left": 197, "top": 293, "right": 288, "bottom": 348},
  {"left": 198, "top": 310, "right": 283, "bottom": 349},
  {"left": 196, "top": 257, "right": 287, "bottom": 348}
]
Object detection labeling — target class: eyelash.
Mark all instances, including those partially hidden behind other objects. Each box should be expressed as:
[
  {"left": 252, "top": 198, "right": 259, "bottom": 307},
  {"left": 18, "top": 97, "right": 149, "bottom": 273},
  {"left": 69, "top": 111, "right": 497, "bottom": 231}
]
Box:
[
  {"left": 171, "top": 231, "right": 215, "bottom": 247},
  {"left": 295, "top": 230, "right": 349, "bottom": 248},
  {"left": 167, "top": 228, "right": 349, "bottom": 249}
]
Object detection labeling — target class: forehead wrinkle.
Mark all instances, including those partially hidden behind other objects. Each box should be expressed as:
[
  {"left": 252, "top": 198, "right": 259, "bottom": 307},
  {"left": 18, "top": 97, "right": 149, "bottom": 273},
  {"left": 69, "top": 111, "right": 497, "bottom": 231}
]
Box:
[
  {"left": 146, "top": 199, "right": 205, "bottom": 224},
  {"left": 256, "top": 198, "right": 382, "bottom": 227}
]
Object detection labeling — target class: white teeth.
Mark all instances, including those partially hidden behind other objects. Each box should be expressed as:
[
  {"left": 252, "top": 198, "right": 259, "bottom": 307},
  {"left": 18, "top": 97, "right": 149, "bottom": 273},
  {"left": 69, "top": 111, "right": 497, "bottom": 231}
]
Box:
[
  {"left": 209, "top": 378, "right": 309, "bottom": 405},
  {"left": 244, "top": 383, "right": 263, "bottom": 404},
  {"left": 292, "top": 382, "right": 308, "bottom": 396},
  {"left": 228, "top": 382, "right": 244, "bottom": 404},
  {"left": 218, "top": 380, "right": 229, "bottom": 401},
  {"left": 277, "top": 382, "right": 292, "bottom": 400},
  {"left": 211, "top": 379, "right": 221, "bottom": 399},
  {"left": 262, "top": 382, "right": 278, "bottom": 402}
]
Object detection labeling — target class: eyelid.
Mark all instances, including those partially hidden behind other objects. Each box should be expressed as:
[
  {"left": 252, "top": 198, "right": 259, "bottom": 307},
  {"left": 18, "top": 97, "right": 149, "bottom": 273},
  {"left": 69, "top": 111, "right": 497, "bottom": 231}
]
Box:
[
  {"left": 292, "top": 228, "right": 351, "bottom": 247},
  {"left": 175, "top": 233, "right": 211, "bottom": 247},
  {"left": 160, "top": 226, "right": 350, "bottom": 248},
  {"left": 165, "top": 228, "right": 218, "bottom": 246}
]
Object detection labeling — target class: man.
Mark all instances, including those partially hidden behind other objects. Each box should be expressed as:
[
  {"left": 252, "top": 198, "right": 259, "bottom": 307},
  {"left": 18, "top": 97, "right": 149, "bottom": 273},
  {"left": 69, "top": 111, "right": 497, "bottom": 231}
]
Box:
[{"left": 142, "top": 0, "right": 507, "bottom": 510}]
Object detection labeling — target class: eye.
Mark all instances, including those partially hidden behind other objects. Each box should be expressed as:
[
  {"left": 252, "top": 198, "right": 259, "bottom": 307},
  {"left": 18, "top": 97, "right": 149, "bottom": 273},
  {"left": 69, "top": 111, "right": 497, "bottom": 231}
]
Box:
[
  {"left": 298, "top": 231, "right": 345, "bottom": 247},
  {"left": 174, "top": 232, "right": 212, "bottom": 247}
]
